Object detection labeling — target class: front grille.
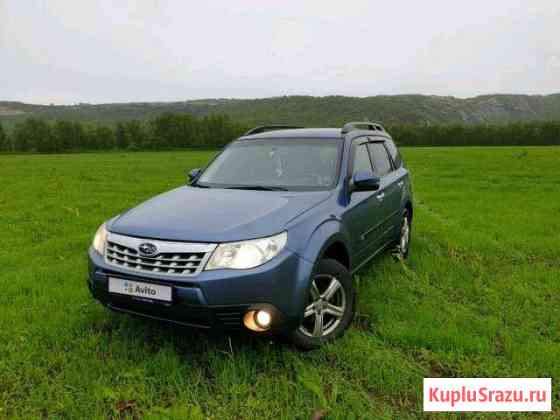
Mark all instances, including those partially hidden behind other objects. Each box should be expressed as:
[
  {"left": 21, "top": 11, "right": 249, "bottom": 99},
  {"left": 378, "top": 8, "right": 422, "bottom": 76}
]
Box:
[
  {"left": 106, "top": 242, "right": 205, "bottom": 275},
  {"left": 105, "top": 232, "right": 216, "bottom": 277}
]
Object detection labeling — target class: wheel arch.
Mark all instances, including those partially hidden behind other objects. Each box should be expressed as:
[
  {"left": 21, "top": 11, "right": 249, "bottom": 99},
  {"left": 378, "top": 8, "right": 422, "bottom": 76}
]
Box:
[
  {"left": 301, "top": 220, "right": 352, "bottom": 272},
  {"left": 404, "top": 200, "right": 413, "bottom": 222},
  {"left": 321, "top": 240, "right": 351, "bottom": 270},
  {"left": 293, "top": 220, "right": 352, "bottom": 322}
]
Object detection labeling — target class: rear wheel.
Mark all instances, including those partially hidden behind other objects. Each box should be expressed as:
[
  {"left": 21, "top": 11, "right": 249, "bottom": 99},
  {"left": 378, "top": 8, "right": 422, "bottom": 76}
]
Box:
[
  {"left": 394, "top": 208, "right": 411, "bottom": 259},
  {"left": 291, "top": 259, "right": 355, "bottom": 350}
]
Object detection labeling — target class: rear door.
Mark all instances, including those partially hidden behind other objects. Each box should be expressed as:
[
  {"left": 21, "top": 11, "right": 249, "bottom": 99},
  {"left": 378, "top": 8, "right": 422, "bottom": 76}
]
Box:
[
  {"left": 379, "top": 137, "right": 409, "bottom": 238},
  {"left": 367, "top": 140, "right": 401, "bottom": 245}
]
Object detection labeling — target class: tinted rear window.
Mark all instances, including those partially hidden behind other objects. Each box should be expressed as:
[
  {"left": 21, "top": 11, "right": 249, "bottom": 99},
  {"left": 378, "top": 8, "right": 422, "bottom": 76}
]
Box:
[
  {"left": 384, "top": 138, "right": 402, "bottom": 168},
  {"left": 368, "top": 143, "right": 392, "bottom": 176}
]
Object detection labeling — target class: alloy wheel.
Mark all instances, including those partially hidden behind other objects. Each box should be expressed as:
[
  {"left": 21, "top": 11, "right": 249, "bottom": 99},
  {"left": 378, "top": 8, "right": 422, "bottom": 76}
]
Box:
[
  {"left": 399, "top": 214, "right": 410, "bottom": 255},
  {"left": 299, "top": 274, "right": 347, "bottom": 338}
]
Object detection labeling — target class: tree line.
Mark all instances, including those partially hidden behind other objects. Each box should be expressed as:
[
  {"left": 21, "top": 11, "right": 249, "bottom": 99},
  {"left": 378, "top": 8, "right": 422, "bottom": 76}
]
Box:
[
  {"left": 389, "top": 122, "right": 560, "bottom": 147},
  {"left": 1, "top": 115, "right": 559, "bottom": 153},
  {"left": 0, "top": 114, "right": 249, "bottom": 153}
]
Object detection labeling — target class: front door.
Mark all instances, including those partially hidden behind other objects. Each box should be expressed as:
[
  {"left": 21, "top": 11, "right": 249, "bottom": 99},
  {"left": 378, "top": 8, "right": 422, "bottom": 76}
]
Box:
[{"left": 342, "top": 140, "right": 385, "bottom": 266}]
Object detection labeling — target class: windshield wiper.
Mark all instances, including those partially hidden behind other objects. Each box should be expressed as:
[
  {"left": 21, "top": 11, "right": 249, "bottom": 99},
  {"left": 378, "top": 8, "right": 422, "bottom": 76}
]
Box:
[
  {"left": 224, "top": 185, "right": 289, "bottom": 191},
  {"left": 191, "top": 182, "right": 211, "bottom": 188}
]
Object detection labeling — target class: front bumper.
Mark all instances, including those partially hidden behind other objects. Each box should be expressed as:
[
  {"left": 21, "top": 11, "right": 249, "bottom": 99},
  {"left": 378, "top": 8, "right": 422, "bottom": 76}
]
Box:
[{"left": 87, "top": 247, "right": 313, "bottom": 332}]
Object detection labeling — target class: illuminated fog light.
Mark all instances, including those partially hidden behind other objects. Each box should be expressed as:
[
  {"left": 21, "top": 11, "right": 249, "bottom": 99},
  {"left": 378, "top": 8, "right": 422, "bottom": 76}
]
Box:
[
  {"left": 243, "top": 310, "right": 272, "bottom": 332},
  {"left": 255, "top": 310, "right": 271, "bottom": 328}
]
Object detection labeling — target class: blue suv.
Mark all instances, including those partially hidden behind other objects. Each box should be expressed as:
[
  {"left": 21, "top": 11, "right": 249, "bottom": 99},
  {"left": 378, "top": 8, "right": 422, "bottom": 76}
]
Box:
[{"left": 88, "top": 122, "right": 413, "bottom": 349}]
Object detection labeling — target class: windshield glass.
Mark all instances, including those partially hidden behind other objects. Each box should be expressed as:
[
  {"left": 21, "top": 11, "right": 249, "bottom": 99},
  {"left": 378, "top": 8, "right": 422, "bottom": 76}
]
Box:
[{"left": 196, "top": 139, "right": 342, "bottom": 190}]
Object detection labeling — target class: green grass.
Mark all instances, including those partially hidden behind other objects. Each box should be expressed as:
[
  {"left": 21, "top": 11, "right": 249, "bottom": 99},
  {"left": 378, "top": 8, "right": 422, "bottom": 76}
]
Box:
[{"left": 1, "top": 147, "right": 559, "bottom": 419}]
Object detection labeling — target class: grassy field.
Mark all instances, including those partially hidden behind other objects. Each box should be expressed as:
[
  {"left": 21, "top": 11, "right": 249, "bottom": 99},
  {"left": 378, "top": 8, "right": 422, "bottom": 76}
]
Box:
[{"left": 1, "top": 147, "right": 559, "bottom": 419}]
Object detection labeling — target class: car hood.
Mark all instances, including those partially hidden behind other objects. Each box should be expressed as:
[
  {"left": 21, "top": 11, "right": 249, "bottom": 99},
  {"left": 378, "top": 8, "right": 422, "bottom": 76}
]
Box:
[{"left": 109, "top": 186, "right": 331, "bottom": 243}]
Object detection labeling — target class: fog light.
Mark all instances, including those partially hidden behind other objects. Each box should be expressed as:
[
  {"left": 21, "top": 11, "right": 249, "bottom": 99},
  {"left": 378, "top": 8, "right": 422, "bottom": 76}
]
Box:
[
  {"left": 243, "top": 310, "right": 272, "bottom": 332},
  {"left": 255, "top": 310, "right": 271, "bottom": 328}
]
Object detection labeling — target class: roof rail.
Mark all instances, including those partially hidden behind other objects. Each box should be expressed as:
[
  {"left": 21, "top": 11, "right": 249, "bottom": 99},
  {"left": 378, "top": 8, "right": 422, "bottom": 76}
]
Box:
[
  {"left": 244, "top": 125, "right": 303, "bottom": 136},
  {"left": 341, "top": 121, "right": 385, "bottom": 134}
]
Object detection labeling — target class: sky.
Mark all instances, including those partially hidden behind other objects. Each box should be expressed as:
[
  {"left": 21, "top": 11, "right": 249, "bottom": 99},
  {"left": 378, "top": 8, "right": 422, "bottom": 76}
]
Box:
[{"left": 1, "top": 0, "right": 559, "bottom": 104}]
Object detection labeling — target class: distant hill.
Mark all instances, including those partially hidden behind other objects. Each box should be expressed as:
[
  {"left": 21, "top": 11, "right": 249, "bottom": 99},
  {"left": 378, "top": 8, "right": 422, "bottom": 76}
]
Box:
[{"left": 2, "top": 94, "right": 560, "bottom": 128}]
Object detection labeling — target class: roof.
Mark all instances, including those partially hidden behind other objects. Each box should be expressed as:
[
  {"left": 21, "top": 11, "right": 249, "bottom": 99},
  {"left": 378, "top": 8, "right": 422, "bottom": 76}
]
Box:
[
  {"left": 238, "top": 127, "right": 392, "bottom": 142},
  {"left": 239, "top": 128, "right": 343, "bottom": 140}
]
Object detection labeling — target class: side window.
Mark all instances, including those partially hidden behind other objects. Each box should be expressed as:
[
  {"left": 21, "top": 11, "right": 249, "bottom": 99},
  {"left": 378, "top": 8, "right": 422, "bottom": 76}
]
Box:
[
  {"left": 368, "top": 143, "right": 392, "bottom": 176},
  {"left": 384, "top": 139, "right": 402, "bottom": 168},
  {"left": 352, "top": 143, "right": 373, "bottom": 174}
]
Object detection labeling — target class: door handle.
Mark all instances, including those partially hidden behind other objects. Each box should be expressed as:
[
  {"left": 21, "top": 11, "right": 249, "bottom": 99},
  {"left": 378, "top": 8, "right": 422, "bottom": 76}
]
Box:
[
  {"left": 377, "top": 192, "right": 385, "bottom": 201},
  {"left": 397, "top": 181, "right": 404, "bottom": 188}
]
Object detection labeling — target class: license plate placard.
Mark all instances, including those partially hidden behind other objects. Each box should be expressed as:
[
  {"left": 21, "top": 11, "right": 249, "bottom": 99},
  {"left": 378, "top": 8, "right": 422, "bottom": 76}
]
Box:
[{"left": 108, "top": 277, "right": 172, "bottom": 302}]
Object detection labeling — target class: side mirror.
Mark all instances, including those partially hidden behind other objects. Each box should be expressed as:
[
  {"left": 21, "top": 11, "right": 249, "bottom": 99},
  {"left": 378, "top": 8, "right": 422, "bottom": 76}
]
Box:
[
  {"left": 188, "top": 168, "right": 202, "bottom": 183},
  {"left": 352, "top": 171, "right": 380, "bottom": 191}
]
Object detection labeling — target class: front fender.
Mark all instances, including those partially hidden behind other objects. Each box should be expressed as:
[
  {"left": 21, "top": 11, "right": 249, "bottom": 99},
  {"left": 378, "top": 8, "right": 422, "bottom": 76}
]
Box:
[
  {"left": 289, "top": 220, "right": 351, "bottom": 323},
  {"left": 300, "top": 220, "right": 350, "bottom": 268}
]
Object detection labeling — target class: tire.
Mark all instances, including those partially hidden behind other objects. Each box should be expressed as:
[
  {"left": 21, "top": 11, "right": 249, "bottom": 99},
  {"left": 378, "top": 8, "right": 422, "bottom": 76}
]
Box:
[
  {"left": 394, "top": 208, "right": 411, "bottom": 260},
  {"left": 291, "top": 259, "right": 355, "bottom": 350}
]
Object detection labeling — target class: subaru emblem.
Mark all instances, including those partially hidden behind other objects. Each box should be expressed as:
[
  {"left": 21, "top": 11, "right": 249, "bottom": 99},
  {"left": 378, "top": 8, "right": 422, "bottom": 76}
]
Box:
[{"left": 138, "top": 242, "right": 158, "bottom": 256}]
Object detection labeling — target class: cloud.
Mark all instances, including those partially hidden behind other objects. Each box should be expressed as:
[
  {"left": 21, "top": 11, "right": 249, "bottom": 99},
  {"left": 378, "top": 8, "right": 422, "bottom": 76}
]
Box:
[
  {"left": 548, "top": 56, "right": 560, "bottom": 70},
  {"left": 1, "top": 0, "right": 559, "bottom": 103}
]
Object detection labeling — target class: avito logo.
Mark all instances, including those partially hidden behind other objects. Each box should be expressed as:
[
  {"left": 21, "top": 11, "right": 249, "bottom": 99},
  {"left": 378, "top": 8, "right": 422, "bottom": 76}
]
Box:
[{"left": 134, "top": 285, "right": 157, "bottom": 296}]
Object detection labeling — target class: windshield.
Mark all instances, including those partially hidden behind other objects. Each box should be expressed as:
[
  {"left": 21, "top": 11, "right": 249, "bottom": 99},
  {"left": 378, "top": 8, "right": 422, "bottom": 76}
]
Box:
[{"left": 196, "top": 139, "right": 342, "bottom": 191}]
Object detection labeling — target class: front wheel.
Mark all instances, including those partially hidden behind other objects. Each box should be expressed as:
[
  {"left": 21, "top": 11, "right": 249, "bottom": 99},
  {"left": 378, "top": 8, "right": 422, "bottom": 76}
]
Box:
[{"left": 291, "top": 259, "right": 355, "bottom": 350}]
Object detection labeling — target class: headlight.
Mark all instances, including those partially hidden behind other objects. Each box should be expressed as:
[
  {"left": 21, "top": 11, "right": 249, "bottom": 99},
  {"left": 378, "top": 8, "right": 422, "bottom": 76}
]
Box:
[
  {"left": 205, "top": 232, "right": 287, "bottom": 270},
  {"left": 92, "top": 223, "right": 108, "bottom": 255}
]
